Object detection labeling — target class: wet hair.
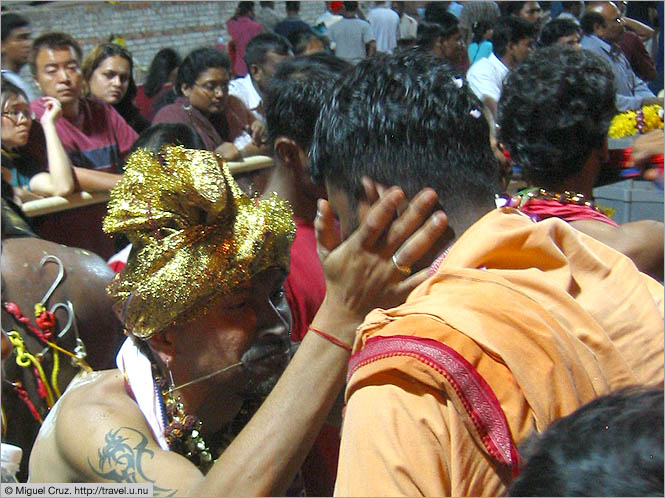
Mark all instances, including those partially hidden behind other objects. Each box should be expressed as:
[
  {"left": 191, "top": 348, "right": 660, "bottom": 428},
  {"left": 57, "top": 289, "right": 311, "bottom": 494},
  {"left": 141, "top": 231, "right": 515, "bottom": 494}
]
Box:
[
  {"left": 539, "top": 17, "right": 581, "bottom": 47},
  {"left": 144, "top": 48, "right": 181, "bottom": 98},
  {"left": 128, "top": 123, "right": 206, "bottom": 156},
  {"left": 244, "top": 32, "right": 293, "bottom": 69},
  {"left": 81, "top": 43, "right": 137, "bottom": 104},
  {"left": 30, "top": 32, "right": 82, "bottom": 77},
  {"left": 1, "top": 13, "right": 30, "bottom": 41},
  {"left": 416, "top": 21, "right": 446, "bottom": 52},
  {"left": 310, "top": 51, "right": 499, "bottom": 229},
  {"left": 498, "top": 46, "right": 616, "bottom": 186},
  {"left": 508, "top": 387, "right": 664, "bottom": 497},
  {"left": 175, "top": 47, "right": 231, "bottom": 96},
  {"left": 265, "top": 52, "right": 350, "bottom": 150},
  {"left": 580, "top": 10, "right": 606, "bottom": 35},
  {"left": 492, "top": 15, "right": 537, "bottom": 57}
]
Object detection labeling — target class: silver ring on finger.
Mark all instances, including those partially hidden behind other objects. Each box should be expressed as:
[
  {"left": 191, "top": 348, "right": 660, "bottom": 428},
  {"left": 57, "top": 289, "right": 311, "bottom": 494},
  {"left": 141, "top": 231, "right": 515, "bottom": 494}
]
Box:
[{"left": 392, "top": 254, "right": 411, "bottom": 276}]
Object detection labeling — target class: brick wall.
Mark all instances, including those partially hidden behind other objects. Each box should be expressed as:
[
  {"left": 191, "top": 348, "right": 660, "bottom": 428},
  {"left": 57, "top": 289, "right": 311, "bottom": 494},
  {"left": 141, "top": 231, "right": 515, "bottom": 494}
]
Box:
[{"left": 4, "top": 0, "right": 361, "bottom": 95}]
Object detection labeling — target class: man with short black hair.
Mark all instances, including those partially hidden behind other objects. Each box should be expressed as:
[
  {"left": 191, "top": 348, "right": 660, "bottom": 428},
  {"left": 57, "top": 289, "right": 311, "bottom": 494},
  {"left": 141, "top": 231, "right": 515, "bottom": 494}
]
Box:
[
  {"left": 539, "top": 16, "right": 582, "bottom": 48},
  {"left": 229, "top": 32, "right": 293, "bottom": 121},
  {"left": 416, "top": 13, "right": 465, "bottom": 71},
  {"left": 508, "top": 387, "right": 663, "bottom": 496},
  {"left": 309, "top": 50, "right": 663, "bottom": 497},
  {"left": 262, "top": 53, "right": 352, "bottom": 495},
  {"left": 580, "top": 1, "right": 661, "bottom": 110},
  {"left": 274, "top": 1, "right": 312, "bottom": 45},
  {"left": 29, "top": 32, "right": 137, "bottom": 189},
  {"left": 1, "top": 12, "right": 37, "bottom": 101},
  {"left": 466, "top": 15, "right": 536, "bottom": 121}
]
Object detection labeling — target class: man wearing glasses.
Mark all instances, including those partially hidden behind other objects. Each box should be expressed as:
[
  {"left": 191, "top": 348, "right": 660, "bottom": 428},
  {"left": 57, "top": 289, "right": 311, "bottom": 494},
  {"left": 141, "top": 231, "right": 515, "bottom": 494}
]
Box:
[{"left": 580, "top": 2, "right": 662, "bottom": 111}]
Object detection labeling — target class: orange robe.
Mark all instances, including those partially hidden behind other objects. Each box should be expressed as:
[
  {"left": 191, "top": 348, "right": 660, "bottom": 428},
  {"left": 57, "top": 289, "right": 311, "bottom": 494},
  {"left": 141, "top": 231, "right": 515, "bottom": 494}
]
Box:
[{"left": 335, "top": 208, "right": 663, "bottom": 497}]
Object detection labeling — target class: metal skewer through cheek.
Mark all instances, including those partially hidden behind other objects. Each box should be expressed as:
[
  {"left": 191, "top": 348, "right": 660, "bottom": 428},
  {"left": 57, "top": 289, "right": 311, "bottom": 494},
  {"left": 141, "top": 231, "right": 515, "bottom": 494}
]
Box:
[{"left": 167, "top": 297, "right": 293, "bottom": 395}]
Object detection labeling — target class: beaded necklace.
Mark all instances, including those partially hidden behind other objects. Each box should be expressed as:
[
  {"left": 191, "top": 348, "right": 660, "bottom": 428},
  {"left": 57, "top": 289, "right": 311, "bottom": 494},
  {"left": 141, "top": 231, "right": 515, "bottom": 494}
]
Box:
[
  {"left": 153, "top": 369, "right": 265, "bottom": 474},
  {"left": 514, "top": 188, "right": 599, "bottom": 210}
]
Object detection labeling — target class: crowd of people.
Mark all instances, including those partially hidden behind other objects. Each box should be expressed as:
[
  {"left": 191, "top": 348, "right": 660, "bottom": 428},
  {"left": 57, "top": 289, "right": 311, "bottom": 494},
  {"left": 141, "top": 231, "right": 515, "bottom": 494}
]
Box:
[{"left": 1, "top": 1, "right": 664, "bottom": 496}]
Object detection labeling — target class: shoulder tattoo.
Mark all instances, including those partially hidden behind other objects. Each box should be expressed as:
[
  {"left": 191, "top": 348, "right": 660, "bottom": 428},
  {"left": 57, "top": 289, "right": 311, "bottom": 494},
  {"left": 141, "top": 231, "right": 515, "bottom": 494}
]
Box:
[{"left": 87, "top": 427, "right": 176, "bottom": 496}]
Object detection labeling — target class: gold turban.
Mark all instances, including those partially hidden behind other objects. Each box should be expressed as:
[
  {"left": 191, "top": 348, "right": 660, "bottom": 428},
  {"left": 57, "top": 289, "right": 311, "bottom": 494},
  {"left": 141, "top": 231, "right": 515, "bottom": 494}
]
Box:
[{"left": 103, "top": 146, "right": 295, "bottom": 339}]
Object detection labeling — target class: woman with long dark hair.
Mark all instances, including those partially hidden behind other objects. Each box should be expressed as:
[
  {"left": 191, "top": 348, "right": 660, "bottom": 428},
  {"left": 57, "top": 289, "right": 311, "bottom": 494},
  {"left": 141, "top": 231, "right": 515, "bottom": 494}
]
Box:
[
  {"left": 81, "top": 43, "right": 151, "bottom": 134},
  {"left": 135, "top": 48, "right": 181, "bottom": 120}
]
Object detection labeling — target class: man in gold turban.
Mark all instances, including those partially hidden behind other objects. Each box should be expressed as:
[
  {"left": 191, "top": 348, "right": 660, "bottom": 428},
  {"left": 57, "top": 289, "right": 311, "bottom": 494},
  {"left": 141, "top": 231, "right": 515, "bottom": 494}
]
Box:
[{"left": 28, "top": 143, "right": 449, "bottom": 495}]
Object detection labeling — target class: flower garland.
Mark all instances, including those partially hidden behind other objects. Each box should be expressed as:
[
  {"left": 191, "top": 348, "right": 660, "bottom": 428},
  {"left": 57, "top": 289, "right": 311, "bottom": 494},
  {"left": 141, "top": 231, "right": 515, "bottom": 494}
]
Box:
[{"left": 608, "top": 105, "right": 664, "bottom": 139}]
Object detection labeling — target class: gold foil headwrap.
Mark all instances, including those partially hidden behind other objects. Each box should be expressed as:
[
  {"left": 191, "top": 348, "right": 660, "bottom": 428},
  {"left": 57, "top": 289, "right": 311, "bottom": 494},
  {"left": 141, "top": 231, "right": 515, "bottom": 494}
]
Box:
[{"left": 103, "top": 146, "right": 295, "bottom": 339}]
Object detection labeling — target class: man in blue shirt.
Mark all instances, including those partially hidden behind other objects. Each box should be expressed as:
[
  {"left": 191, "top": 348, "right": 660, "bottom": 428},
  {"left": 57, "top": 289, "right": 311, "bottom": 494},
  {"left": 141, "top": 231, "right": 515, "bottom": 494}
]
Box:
[{"left": 580, "top": 2, "right": 662, "bottom": 111}]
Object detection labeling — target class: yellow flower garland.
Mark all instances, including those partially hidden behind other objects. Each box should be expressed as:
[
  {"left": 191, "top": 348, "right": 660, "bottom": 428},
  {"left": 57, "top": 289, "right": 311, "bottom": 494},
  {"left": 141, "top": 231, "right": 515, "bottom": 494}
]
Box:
[{"left": 608, "top": 105, "right": 664, "bottom": 139}]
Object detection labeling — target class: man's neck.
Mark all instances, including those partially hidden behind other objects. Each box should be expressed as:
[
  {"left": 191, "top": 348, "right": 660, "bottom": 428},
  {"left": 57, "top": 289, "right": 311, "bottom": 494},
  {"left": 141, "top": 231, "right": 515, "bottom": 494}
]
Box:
[
  {"left": 263, "top": 164, "right": 318, "bottom": 222},
  {"left": 61, "top": 98, "right": 81, "bottom": 120},
  {"left": 342, "top": 11, "right": 357, "bottom": 19},
  {"left": 498, "top": 53, "right": 515, "bottom": 69}
]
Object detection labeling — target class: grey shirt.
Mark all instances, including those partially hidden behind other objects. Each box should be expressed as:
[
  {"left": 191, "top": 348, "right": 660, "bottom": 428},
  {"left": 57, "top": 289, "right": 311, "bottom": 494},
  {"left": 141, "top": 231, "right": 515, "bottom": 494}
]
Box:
[
  {"left": 328, "top": 17, "right": 375, "bottom": 64},
  {"left": 581, "top": 34, "right": 655, "bottom": 111}
]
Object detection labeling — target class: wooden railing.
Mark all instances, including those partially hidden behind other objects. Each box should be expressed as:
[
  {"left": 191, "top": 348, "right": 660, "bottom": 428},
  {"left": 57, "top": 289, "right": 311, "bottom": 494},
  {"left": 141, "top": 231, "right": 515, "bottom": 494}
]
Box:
[
  {"left": 21, "top": 156, "right": 274, "bottom": 259},
  {"left": 22, "top": 155, "right": 274, "bottom": 218}
]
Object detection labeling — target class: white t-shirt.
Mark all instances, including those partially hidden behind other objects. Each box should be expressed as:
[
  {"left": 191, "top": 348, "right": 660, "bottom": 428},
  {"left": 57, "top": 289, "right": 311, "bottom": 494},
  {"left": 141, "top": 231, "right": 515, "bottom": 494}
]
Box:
[
  {"left": 228, "top": 74, "right": 263, "bottom": 121},
  {"left": 328, "top": 17, "right": 376, "bottom": 64},
  {"left": 465, "top": 52, "right": 509, "bottom": 103},
  {"left": 367, "top": 7, "right": 400, "bottom": 54}
]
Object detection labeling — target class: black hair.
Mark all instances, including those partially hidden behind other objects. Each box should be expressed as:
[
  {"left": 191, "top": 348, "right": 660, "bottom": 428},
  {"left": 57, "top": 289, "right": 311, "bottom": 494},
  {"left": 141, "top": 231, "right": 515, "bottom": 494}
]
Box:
[
  {"left": 498, "top": 46, "right": 616, "bottom": 186},
  {"left": 310, "top": 51, "right": 499, "bottom": 229},
  {"left": 128, "top": 123, "right": 206, "bottom": 156},
  {"left": 265, "top": 52, "right": 350, "bottom": 150},
  {"left": 1, "top": 76, "right": 29, "bottom": 109},
  {"left": 508, "top": 386, "right": 664, "bottom": 497},
  {"left": 244, "top": 32, "right": 293, "bottom": 69},
  {"left": 500, "top": 1, "right": 528, "bottom": 17},
  {"left": 492, "top": 15, "right": 537, "bottom": 57},
  {"left": 424, "top": 8, "right": 459, "bottom": 39},
  {"left": 30, "top": 32, "right": 82, "bottom": 77},
  {"left": 291, "top": 30, "right": 326, "bottom": 56},
  {"left": 175, "top": 47, "right": 231, "bottom": 96},
  {"left": 1, "top": 13, "right": 30, "bottom": 42},
  {"left": 343, "top": 1, "right": 358, "bottom": 13},
  {"left": 580, "top": 11, "right": 606, "bottom": 35},
  {"left": 285, "top": 1, "right": 300, "bottom": 13},
  {"left": 538, "top": 17, "right": 581, "bottom": 47},
  {"left": 471, "top": 20, "right": 494, "bottom": 44},
  {"left": 416, "top": 21, "right": 446, "bottom": 51},
  {"left": 144, "top": 48, "right": 181, "bottom": 98}
]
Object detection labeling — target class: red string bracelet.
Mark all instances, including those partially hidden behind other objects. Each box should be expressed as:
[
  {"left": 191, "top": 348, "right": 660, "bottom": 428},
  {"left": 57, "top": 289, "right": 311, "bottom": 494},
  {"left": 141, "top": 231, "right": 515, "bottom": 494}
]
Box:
[{"left": 308, "top": 326, "right": 352, "bottom": 352}]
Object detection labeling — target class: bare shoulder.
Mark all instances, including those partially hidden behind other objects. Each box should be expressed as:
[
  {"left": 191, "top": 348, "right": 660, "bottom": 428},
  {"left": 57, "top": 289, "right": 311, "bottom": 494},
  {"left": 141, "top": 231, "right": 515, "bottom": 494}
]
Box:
[{"left": 30, "top": 370, "right": 202, "bottom": 494}]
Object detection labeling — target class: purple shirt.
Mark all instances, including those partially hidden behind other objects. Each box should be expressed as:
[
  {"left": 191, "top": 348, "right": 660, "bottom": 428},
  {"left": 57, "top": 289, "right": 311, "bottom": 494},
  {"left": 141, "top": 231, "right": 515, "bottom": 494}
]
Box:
[
  {"left": 226, "top": 15, "right": 263, "bottom": 76},
  {"left": 31, "top": 97, "right": 138, "bottom": 173}
]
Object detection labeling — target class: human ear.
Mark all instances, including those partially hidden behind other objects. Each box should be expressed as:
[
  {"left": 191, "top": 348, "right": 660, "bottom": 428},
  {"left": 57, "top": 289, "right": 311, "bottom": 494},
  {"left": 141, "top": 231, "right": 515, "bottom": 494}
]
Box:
[
  {"left": 147, "top": 329, "right": 177, "bottom": 366},
  {"left": 274, "top": 136, "right": 303, "bottom": 171},
  {"left": 181, "top": 83, "right": 192, "bottom": 98}
]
